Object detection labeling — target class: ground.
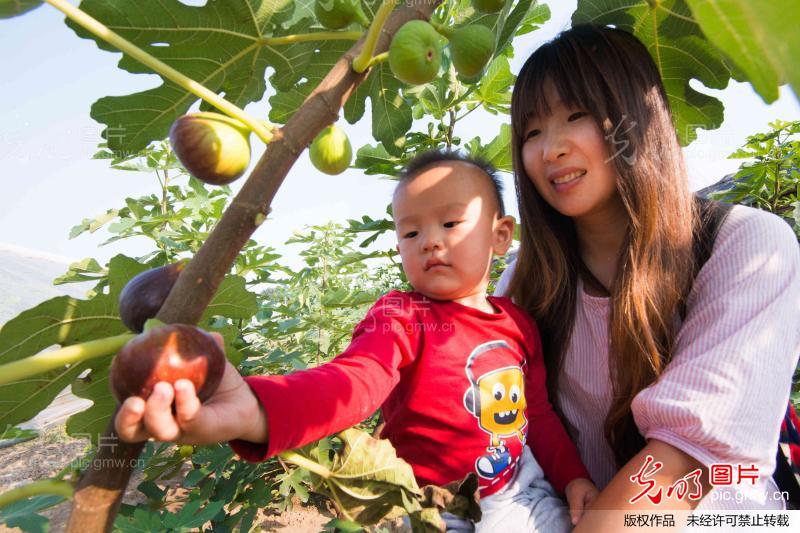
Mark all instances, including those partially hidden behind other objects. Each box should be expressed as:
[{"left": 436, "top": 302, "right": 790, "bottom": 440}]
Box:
[{"left": 0, "top": 424, "right": 407, "bottom": 532}]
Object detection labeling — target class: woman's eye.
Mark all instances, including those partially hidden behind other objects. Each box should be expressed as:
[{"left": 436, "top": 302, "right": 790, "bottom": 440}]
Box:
[
  {"left": 568, "top": 111, "right": 587, "bottom": 121},
  {"left": 443, "top": 221, "right": 460, "bottom": 228},
  {"left": 403, "top": 231, "right": 417, "bottom": 239},
  {"left": 525, "top": 129, "right": 540, "bottom": 140}
]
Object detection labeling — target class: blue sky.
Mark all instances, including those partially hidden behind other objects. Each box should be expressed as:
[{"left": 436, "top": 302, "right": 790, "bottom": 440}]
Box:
[{"left": 1, "top": 1, "right": 798, "bottom": 269}]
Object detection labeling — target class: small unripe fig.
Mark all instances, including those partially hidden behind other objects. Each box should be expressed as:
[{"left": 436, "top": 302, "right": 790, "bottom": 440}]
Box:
[
  {"left": 119, "top": 261, "right": 186, "bottom": 333},
  {"left": 309, "top": 124, "right": 353, "bottom": 175},
  {"left": 178, "top": 444, "right": 194, "bottom": 458},
  {"left": 314, "top": 0, "right": 368, "bottom": 29},
  {"left": 473, "top": 0, "right": 505, "bottom": 13},
  {"left": 110, "top": 324, "right": 225, "bottom": 404},
  {"left": 169, "top": 112, "right": 251, "bottom": 185},
  {"left": 389, "top": 20, "right": 442, "bottom": 85},
  {"left": 450, "top": 25, "right": 495, "bottom": 78}
]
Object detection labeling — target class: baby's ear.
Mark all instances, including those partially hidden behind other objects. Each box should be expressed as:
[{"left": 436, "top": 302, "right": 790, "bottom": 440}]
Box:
[{"left": 493, "top": 215, "right": 515, "bottom": 255}]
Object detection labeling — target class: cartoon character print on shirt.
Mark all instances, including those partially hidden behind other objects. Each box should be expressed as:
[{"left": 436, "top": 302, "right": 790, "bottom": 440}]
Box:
[{"left": 463, "top": 340, "right": 528, "bottom": 487}]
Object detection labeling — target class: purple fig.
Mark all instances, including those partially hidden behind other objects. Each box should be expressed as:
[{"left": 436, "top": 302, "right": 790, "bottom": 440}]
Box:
[
  {"left": 110, "top": 324, "right": 225, "bottom": 403},
  {"left": 119, "top": 261, "right": 186, "bottom": 333}
]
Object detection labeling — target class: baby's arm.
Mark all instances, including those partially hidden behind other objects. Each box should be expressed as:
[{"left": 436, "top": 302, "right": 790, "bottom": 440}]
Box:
[{"left": 115, "top": 292, "right": 419, "bottom": 459}]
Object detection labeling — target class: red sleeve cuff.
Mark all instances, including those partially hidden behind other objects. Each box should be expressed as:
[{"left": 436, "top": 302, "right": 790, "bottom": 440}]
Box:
[
  {"left": 549, "top": 458, "right": 592, "bottom": 495},
  {"left": 227, "top": 375, "right": 279, "bottom": 462}
]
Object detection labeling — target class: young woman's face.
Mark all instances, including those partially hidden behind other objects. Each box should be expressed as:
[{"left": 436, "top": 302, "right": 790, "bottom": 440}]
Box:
[{"left": 520, "top": 82, "right": 622, "bottom": 220}]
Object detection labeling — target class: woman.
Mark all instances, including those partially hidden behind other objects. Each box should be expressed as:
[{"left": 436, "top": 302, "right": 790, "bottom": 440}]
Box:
[{"left": 495, "top": 24, "right": 800, "bottom": 527}]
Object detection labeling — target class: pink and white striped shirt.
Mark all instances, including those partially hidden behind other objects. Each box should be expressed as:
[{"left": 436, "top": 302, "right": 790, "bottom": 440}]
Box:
[{"left": 496, "top": 205, "right": 800, "bottom": 510}]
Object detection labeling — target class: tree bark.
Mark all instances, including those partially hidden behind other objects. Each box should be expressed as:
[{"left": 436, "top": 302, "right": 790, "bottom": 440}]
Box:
[{"left": 65, "top": 1, "right": 440, "bottom": 531}]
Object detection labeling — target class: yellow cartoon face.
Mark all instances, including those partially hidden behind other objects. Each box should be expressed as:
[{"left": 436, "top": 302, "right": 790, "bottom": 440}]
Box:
[{"left": 476, "top": 367, "right": 526, "bottom": 436}]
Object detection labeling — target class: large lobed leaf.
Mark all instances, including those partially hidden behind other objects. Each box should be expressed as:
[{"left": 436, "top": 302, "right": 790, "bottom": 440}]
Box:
[
  {"left": 0, "top": 253, "right": 258, "bottom": 444},
  {"left": 573, "top": 0, "right": 731, "bottom": 145},
  {"left": 684, "top": 0, "right": 800, "bottom": 103},
  {"left": 0, "top": 255, "right": 138, "bottom": 434},
  {"left": 308, "top": 428, "right": 426, "bottom": 525},
  {"left": 66, "top": 0, "right": 317, "bottom": 153}
]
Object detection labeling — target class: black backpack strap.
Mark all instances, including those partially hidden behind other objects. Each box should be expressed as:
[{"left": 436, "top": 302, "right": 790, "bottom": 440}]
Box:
[{"left": 677, "top": 196, "right": 734, "bottom": 321}]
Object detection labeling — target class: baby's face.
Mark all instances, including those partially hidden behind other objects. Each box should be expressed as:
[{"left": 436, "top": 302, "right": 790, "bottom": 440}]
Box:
[{"left": 393, "top": 161, "right": 511, "bottom": 302}]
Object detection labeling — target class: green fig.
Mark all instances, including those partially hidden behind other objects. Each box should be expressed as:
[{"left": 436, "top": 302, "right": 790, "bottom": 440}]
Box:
[
  {"left": 389, "top": 20, "right": 443, "bottom": 85},
  {"left": 110, "top": 324, "right": 226, "bottom": 404},
  {"left": 119, "top": 261, "right": 186, "bottom": 333},
  {"left": 169, "top": 112, "right": 251, "bottom": 186},
  {"left": 449, "top": 25, "right": 495, "bottom": 79},
  {"left": 314, "top": 0, "right": 369, "bottom": 29},
  {"left": 179, "top": 445, "right": 194, "bottom": 458},
  {"left": 309, "top": 124, "right": 353, "bottom": 175},
  {"left": 473, "top": 0, "right": 505, "bottom": 13}
]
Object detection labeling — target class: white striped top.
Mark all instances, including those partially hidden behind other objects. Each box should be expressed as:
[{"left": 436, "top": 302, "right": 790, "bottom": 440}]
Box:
[{"left": 496, "top": 205, "right": 800, "bottom": 510}]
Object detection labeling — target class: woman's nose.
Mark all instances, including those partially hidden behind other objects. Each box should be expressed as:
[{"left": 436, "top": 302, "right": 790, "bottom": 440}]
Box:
[{"left": 542, "top": 128, "right": 569, "bottom": 163}]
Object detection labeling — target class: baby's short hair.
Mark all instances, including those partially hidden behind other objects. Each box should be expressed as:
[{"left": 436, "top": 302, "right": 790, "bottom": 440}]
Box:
[{"left": 397, "top": 150, "right": 506, "bottom": 216}]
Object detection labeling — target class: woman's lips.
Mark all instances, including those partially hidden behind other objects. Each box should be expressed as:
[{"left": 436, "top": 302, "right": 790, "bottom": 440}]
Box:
[{"left": 552, "top": 170, "right": 586, "bottom": 193}]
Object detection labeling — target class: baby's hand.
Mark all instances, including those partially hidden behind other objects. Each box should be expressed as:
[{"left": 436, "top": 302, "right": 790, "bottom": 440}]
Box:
[
  {"left": 114, "top": 333, "right": 268, "bottom": 446},
  {"left": 565, "top": 477, "right": 600, "bottom": 526}
]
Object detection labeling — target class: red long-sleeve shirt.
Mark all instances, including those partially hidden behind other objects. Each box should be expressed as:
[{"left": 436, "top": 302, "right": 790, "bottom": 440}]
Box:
[{"left": 229, "top": 291, "right": 589, "bottom": 495}]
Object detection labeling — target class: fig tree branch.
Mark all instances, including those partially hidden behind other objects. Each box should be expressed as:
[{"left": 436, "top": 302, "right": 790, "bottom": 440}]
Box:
[{"left": 65, "top": 1, "right": 441, "bottom": 531}]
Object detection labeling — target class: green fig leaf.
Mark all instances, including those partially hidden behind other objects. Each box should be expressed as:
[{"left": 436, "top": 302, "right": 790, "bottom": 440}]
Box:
[
  {"left": 476, "top": 55, "right": 514, "bottom": 114},
  {"left": 515, "top": 2, "right": 551, "bottom": 37},
  {"left": 495, "top": 0, "right": 539, "bottom": 56},
  {"left": 0, "top": 494, "right": 64, "bottom": 533},
  {"left": 0, "top": 0, "right": 42, "bottom": 19},
  {"left": 53, "top": 257, "right": 106, "bottom": 286},
  {"left": 201, "top": 275, "right": 258, "bottom": 322},
  {"left": 65, "top": 357, "right": 117, "bottom": 446},
  {"left": 353, "top": 143, "right": 403, "bottom": 177},
  {"left": 684, "top": 0, "right": 800, "bottom": 103},
  {"left": 467, "top": 124, "right": 512, "bottom": 172},
  {"left": 344, "top": 62, "right": 413, "bottom": 156},
  {"left": 0, "top": 256, "right": 139, "bottom": 432},
  {"left": 306, "top": 428, "right": 424, "bottom": 525},
  {"left": 572, "top": 0, "right": 730, "bottom": 145},
  {"left": 65, "top": 0, "right": 318, "bottom": 154}
]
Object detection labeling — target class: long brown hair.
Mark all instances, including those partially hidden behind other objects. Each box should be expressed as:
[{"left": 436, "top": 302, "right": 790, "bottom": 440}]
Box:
[{"left": 508, "top": 25, "right": 699, "bottom": 467}]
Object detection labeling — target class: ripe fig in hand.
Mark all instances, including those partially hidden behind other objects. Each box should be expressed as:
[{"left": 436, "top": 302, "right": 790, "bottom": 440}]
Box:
[
  {"left": 389, "top": 20, "right": 442, "bottom": 85},
  {"left": 169, "top": 112, "right": 251, "bottom": 185},
  {"left": 119, "top": 261, "right": 186, "bottom": 333},
  {"left": 110, "top": 324, "right": 225, "bottom": 404},
  {"left": 309, "top": 124, "right": 352, "bottom": 175}
]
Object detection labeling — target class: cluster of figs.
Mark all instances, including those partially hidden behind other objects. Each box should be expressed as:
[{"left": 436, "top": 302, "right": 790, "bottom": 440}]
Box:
[
  {"left": 167, "top": 0, "right": 500, "bottom": 186},
  {"left": 109, "top": 1, "right": 503, "bottom": 408}
]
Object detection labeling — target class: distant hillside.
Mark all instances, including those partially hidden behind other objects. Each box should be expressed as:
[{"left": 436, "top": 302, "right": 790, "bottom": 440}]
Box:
[{"left": 0, "top": 244, "right": 91, "bottom": 325}]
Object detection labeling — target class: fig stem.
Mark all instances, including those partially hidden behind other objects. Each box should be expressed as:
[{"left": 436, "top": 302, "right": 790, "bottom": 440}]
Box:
[
  {"left": 351, "top": 0, "right": 396, "bottom": 73},
  {"left": 43, "top": 0, "right": 275, "bottom": 145},
  {"left": 0, "top": 333, "right": 135, "bottom": 386},
  {"left": 430, "top": 21, "right": 453, "bottom": 39},
  {"left": 0, "top": 479, "right": 74, "bottom": 508},
  {"left": 278, "top": 450, "right": 333, "bottom": 479},
  {"left": 259, "top": 31, "right": 363, "bottom": 46},
  {"left": 367, "top": 52, "right": 389, "bottom": 68}
]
